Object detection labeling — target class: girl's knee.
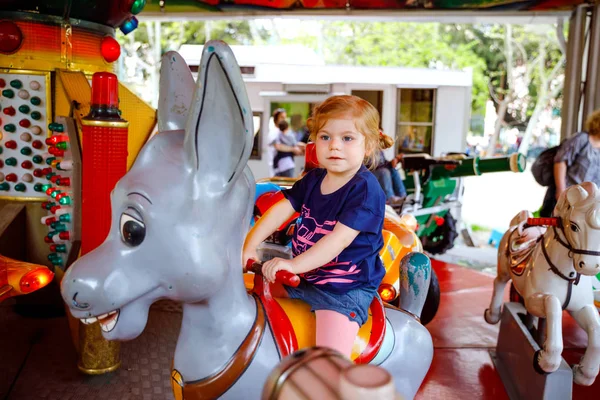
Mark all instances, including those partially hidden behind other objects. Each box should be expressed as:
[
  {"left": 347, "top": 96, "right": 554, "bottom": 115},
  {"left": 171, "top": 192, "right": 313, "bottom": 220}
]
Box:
[{"left": 315, "top": 310, "right": 360, "bottom": 358}]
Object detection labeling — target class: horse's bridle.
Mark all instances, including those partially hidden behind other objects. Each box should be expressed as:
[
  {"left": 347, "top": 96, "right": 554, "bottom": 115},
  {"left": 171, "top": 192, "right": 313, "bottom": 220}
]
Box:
[
  {"left": 539, "top": 234, "right": 580, "bottom": 310},
  {"left": 538, "top": 212, "right": 599, "bottom": 309},
  {"left": 552, "top": 216, "right": 600, "bottom": 257}
]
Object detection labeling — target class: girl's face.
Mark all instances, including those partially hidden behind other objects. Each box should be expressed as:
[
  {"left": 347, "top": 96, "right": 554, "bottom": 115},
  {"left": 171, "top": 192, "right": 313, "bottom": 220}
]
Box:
[{"left": 315, "top": 117, "right": 368, "bottom": 178}]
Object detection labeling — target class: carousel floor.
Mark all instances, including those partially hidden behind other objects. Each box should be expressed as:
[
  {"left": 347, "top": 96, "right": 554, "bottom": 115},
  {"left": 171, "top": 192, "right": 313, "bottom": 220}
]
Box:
[{"left": 1, "top": 259, "right": 599, "bottom": 400}]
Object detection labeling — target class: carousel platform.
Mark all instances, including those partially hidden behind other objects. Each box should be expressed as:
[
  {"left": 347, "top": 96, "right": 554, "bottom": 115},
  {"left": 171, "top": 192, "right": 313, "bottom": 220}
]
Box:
[{"left": 1, "top": 259, "right": 599, "bottom": 400}]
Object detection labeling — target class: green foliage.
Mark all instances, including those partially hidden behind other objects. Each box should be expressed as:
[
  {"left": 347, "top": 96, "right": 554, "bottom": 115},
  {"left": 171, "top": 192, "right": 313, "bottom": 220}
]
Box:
[
  {"left": 117, "top": 20, "right": 270, "bottom": 53},
  {"left": 469, "top": 224, "right": 491, "bottom": 232},
  {"left": 116, "top": 19, "right": 564, "bottom": 127},
  {"left": 287, "top": 22, "right": 489, "bottom": 115}
]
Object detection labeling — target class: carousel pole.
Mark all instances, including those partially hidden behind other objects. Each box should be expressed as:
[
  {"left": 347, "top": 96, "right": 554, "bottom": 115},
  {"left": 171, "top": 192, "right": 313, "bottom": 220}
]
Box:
[
  {"left": 77, "top": 72, "right": 129, "bottom": 374},
  {"left": 582, "top": 4, "right": 600, "bottom": 124},
  {"left": 560, "top": 5, "right": 588, "bottom": 140}
]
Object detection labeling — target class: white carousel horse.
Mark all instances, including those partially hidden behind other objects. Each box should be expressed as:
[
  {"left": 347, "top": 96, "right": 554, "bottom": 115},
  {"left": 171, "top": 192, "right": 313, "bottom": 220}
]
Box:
[
  {"left": 485, "top": 182, "right": 600, "bottom": 386},
  {"left": 60, "top": 41, "right": 433, "bottom": 399}
]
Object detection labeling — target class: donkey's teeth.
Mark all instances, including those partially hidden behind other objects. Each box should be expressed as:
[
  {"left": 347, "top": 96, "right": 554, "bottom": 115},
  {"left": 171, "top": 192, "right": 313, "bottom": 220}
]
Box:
[
  {"left": 81, "top": 317, "right": 97, "bottom": 325},
  {"left": 98, "top": 309, "right": 120, "bottom": 333},
  {"left": 98, "top": 313, "right": 108, "bottom": 320}
]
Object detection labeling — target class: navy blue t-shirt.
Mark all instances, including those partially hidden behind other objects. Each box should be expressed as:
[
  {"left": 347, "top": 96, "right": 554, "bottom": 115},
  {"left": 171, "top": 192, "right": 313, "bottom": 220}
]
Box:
[{"left": 282, "top": 166, "right": 386, "bottom": 294}]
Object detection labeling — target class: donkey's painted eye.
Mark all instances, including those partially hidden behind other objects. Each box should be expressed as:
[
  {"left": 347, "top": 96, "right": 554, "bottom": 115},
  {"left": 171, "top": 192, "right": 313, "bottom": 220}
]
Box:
[
  {"left": 570, "top": 222, "right": 580, "bottom": 232},
  {"left": 120, "top": 213, "right": 146, "bottom": 247}
]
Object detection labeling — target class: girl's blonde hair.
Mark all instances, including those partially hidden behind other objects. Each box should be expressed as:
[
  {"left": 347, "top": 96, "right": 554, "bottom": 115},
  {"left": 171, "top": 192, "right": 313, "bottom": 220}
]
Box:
[
  {"left": 585, "top": 109, "right": 600, "bottom": 137},
  {"left": 307, "top": 95, "right": 394, "bottom": 168}
]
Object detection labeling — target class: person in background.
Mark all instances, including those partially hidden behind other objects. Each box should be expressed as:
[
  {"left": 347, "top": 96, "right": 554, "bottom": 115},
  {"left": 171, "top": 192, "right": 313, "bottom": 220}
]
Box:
[
  {"left": 372, "top": 148, "right": 406, "bottom": 206},
  {"left": 540, "top": 109, "right": 600, "bottom": 216},
  {"left": 273, "top": 120, "right": 305, "bottom": 177},
  {"left": 268, "top": 108, "right": 288, "bottom": 177},
  {"left": 291, "top": 113, "right": 310, "bottom": 143}
]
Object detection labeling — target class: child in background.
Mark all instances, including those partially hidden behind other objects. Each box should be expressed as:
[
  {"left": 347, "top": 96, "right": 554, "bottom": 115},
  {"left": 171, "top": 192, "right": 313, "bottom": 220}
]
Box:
[{"left": 243, "top": 95, "right": 394, "bottom": 358}]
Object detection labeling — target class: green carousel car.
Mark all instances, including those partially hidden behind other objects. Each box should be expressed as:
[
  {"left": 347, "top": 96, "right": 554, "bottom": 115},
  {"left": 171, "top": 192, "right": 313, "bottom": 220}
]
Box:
[{"left": 394, "top": 153, "right": 527, "bottom": 255}]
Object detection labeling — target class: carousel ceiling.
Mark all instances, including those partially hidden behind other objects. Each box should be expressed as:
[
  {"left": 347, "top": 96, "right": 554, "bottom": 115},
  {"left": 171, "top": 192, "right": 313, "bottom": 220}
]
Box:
[{"left": 142, "top": 0, "right": 588, "bottom": 13}]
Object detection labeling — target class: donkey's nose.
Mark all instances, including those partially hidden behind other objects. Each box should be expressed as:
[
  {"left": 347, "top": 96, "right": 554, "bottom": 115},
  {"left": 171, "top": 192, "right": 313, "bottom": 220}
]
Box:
[
  {"left": 62, "top": 277, "right": 96, "bottom": 310},
  {"left": 72, "top": 292, "right": 90, "bottom": 310}
]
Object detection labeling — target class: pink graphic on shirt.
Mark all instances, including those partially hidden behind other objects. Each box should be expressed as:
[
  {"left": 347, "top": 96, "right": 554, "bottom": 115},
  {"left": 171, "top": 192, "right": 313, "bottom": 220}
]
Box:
[{"left": 293, "top": 205, "right": 360, "bottom": 285}]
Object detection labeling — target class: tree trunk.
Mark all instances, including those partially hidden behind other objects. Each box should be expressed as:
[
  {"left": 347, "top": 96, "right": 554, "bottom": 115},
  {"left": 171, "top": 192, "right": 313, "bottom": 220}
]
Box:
[
  {"left": 486, "top": 99, "right": 509, "bottom": 156},
  {"left": 518, "top": 94, "right": 546, "bottom": 156}
]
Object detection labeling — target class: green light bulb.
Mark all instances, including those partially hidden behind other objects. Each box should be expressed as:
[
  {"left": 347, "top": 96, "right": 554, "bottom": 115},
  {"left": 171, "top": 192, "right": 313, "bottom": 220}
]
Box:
[{"left": 131, "top": 0, "right": 146, "bottom": 14}]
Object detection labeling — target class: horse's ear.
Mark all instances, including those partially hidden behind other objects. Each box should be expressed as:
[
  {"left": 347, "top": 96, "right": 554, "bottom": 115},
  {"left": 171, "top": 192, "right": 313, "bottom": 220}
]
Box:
[
  {"left": 566, "top": 185, "right": 590, "bottom": 206},
  {"left": 183, "top": 41, "right": 253, "bottom": 194},
  {"left": 158, "top": 51, "right": 195, "bottom": 132}
]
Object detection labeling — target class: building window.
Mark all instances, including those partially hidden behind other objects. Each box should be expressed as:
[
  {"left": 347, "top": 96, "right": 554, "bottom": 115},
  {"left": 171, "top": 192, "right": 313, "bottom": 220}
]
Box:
[
  {"left": 251, "top": 112, "right": 262, "bottom": 160},
  {"left": 396, "top": 88, "right": 436, "bottom": 154}
]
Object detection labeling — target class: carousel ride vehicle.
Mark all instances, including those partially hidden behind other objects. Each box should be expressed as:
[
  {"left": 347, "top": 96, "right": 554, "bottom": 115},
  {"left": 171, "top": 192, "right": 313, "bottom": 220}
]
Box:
[
  {"left": 61, "top": 41, "right": 435, "bottom": 400},
  {"left": 392, "top": 152, "right": 527, "bottom": 255},
  {"left": 485, "top": 182, "right": 600, "bottom": 397},
  {"left": 250, "top": 157, "right": 441, "bottom": 325}
]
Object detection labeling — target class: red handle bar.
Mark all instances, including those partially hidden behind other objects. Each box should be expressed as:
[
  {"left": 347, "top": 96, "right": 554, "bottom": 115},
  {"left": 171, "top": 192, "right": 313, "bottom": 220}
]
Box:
[{"left": 245, "top": 259, "right": 300, "bottom": 288}]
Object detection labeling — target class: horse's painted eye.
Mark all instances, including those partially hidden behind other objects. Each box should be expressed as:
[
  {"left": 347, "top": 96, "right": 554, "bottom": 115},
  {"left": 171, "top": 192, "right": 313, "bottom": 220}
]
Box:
[
  {"left": 570, "top": 222, "right": 580, "bottom": 232},
  {"left": 120, "top": 213, "right": 146, "bottom": 247}
]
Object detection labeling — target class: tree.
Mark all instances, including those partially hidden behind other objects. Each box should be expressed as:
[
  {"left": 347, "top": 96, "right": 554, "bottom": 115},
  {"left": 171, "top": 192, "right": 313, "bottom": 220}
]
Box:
[
  {"left": 309, "top": 21, "right": 489, "bottom": 116},
  {"left": 116, "top": 20, "right": 271, "bottom": 106},
  {"left": 452, "top": 23, "right": 566, "bottom": 156}
]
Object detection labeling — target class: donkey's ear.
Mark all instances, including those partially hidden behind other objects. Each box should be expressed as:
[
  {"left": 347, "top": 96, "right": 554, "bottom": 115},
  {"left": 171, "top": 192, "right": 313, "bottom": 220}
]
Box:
[
  {"left": 158, "top": 51, "right": 195, "bottom": 132},
  {"left": 183, "top": 41, "right": 253, "bottom": 194}
]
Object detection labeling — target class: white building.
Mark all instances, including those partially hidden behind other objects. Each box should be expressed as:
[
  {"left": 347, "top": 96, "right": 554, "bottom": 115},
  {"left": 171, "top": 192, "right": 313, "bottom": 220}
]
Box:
[{"left": 180, "top": 44, "right": 473, "bottom": 179}]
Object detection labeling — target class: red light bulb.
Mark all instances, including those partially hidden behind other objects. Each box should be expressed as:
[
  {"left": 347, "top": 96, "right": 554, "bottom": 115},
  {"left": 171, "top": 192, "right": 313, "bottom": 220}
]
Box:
[
  {"left": 3, "top": 106, "right": 15, "bottom": 116},
  {"left": 0, "top": 20, "right": 23, "bottom": 54},
  {"left": 58, "top": 177, "right": 71, "bottom": 186},
  {"left": 58, "top": 231, "right": 70, "bottom": 240},
  {"left": 101, "top": 36, "right": 121, "bottom": 63},
  {"left": 5, "top": 140, "right": 16, "bottom": 149},
  {"left": 32, "top": 140, "right": 43, "bottom": 149},
  {"left": 19, "top": 119, "right": 31, "bottom": 128},
  {"left": 6, "top": 173, "right": 17, "bottom": 182},
  {"left": 46, "top": 135, "right": 69, "bottom": 145},
  {"left": 21, "top": 160, "right": 32, "bottom": 169}
]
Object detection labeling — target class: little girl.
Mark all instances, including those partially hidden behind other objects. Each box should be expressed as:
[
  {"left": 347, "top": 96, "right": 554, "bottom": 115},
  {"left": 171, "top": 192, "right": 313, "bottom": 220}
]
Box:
[{"left": 243, "top": 95, "right": 394, "bottom": 358}]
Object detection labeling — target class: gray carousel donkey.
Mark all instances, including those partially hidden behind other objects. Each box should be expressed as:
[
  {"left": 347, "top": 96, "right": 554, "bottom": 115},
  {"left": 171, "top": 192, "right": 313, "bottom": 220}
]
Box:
[
  {"left": 485, "top": 181, "right": 600, "bottom": 386},
  {"left": 61, "top": 41, "right": 433, "bottom": 399}
]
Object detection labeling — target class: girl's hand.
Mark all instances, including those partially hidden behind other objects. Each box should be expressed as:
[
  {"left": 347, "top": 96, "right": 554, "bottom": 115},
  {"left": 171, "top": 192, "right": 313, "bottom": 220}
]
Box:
[
  {"left": 242, "top": 248, "right": 259, "bottom": 271},
  {"left": 263, "top": 257, "right": 295, "bottom": 283}
]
